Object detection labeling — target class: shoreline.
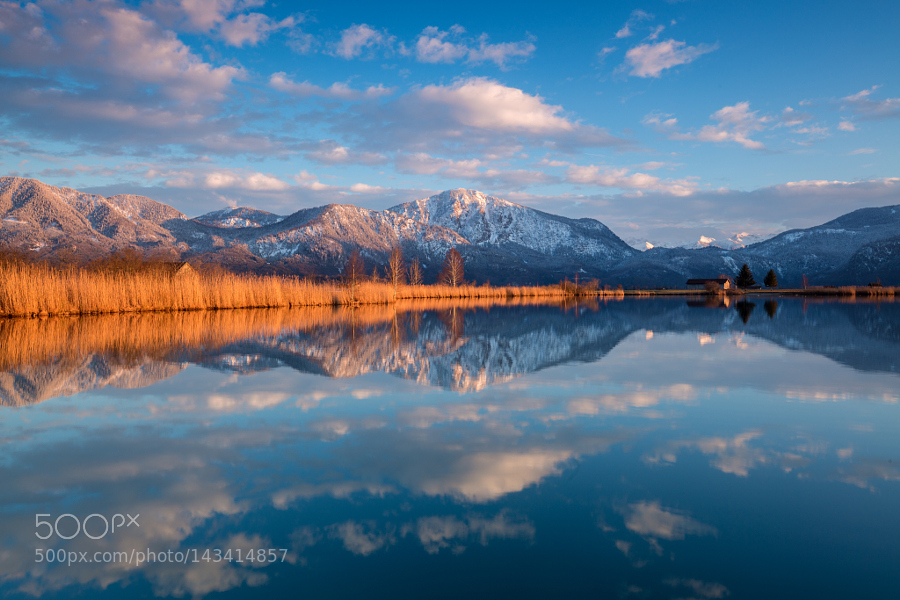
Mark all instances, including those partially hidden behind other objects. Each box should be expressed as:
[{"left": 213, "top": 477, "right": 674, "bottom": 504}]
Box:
[
  {"left": 2, "top": 260, "right": 895, "bottom": 319},
  {"left": 621, "top": 287, "right": 897, "bottom": 297}
]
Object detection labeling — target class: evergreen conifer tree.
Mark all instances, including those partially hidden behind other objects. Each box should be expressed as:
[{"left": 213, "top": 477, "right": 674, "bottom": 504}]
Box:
[
  {"left": 764, "top": 269, "right": 778, "bottom": 288},
  {"left": 735, "top": 264, "right": 756, "bottom": 288}
]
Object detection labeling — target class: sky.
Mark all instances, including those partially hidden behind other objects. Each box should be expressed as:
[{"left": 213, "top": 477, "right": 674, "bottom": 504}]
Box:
[{"left": 0, "top": 0, "right": 898, "bottom": 248}]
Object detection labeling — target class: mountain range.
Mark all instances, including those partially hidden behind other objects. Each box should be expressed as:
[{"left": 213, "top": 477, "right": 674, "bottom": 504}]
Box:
[{"left": 1, "top": 176, "right": 898, "bottom": 286}]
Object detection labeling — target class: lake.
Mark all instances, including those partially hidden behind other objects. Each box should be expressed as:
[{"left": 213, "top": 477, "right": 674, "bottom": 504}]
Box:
[{"left": 1, "top": 296, "right": 898, "bottom": 599}]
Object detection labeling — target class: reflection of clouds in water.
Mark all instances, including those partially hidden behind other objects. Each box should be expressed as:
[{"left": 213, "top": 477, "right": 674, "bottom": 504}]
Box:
[
  {"left": 272, "top": 482, "right": 397, "bottom": 508},
  {"left": 330, "top": 521, "right": 397, "bottom": 556},
  {"left": 309, "top": 415, "right": 388, "bottom": 440},
  {"left": 645, "top": 430, "right": 822, "bottom": 477},
  {"left": 783, "top": 390, "right": 899, "bottom": 403},
  {"left": 145, "top": 533, "right": 272, "bottom": 598},
  {"left": 417, "top": 450, "right": 573, "bottom": 502},
  {"left": 566, "top": 384, "right": 696, "bottom": 415},
  {"left": 833, "top": 459, "right": 900, "bottom": 491},
  {"left": 399, "top": 403, "right": 488, "bottom": 428},
  {"left": 290, "top": 511, "right": 534, "bottom": 558},
  {"left": 0, "top": 433, "right": 253, "bottom": 596},
  {"left": 529, "top": 331, "right": 900, "bottom": 411},
  {"left": 624, "top": 501, "right": 717, "bottom": 541},
  {"left": 664, "top": 578, "right": 729, "bottom": 599},
  {"left": 645, "top": 430, "right": 768, "bottom": 477},
  {"left": 410, "top": 512, "right": 535, "bottom": 554}
]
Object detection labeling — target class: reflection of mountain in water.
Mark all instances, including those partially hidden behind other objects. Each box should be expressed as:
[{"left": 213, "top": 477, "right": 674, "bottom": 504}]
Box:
[
  {"left": 1, "top": 297, "right": 898, "bottom": 405},
  {"left": 0, "top": 357, "right": 185, "bottom": 407},
  {"left": 194, "top": 305, "right": 636, "bottom": 392},
  {"left": 631, "top": 297, "right": 900, "bottom": 375}
]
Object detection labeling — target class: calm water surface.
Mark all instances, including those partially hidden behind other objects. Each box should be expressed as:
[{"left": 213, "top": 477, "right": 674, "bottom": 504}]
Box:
[{"left": 1, "top": 297, "right": 898, "bottom": 599}]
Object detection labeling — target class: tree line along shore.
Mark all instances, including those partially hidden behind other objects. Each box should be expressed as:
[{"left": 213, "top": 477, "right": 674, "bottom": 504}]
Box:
[{"left": 0, "top": 250, "right": 894, "bottom": 318}]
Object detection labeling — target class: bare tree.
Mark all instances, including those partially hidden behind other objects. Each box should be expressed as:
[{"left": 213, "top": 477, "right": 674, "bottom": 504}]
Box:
[
  {"left": 408, "top": 257, "right": 423, "bottom": 286},
  {"left": 343, "top": 249, "right": 366, "bottom": 303},
  {"left": 386, "top": 246, "right": 405, "bottom": 300},
  {"left": 438, "top": 248, "right": 464, "bottom": 287}
]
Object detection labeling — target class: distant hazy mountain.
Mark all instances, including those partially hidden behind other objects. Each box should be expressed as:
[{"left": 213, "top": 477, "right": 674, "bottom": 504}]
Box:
[
  {"left": 609, "top": 205, "right": 900, "bottom": 287},
  {"left": 194, "top": 206, "right": 285, "bottom": 229},
  {"left": 1, "top": 176, "right": 898, "bottom": 285}
]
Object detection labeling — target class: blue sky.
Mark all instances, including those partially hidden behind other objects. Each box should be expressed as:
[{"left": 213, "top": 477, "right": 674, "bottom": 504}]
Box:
[{"left": 1, "top": 0, "right": 898, "bottom": 247}]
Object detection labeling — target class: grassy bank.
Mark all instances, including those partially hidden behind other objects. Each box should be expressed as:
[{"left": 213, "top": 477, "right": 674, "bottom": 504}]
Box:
[{"left": 0, "top": 260, "right": 620, "bottom": 318}]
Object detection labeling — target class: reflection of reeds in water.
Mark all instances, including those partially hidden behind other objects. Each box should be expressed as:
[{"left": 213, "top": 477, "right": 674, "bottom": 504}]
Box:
[
  {"left": 0, "top": 297, "right": 599, "bottom": 370},
  {"left": 0, "top": 309, "right": 308, "bottom": 370},
  {"left": 0, "top": 261, "right": 617, "bottom": 317}
]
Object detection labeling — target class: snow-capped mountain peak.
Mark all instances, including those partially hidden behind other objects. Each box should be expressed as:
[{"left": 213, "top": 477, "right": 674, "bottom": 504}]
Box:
[{"left": 389, "top": 189, "right": 634, "bottom": 263}]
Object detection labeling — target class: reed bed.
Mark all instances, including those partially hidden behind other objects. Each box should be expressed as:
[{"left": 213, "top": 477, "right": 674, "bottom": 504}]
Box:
[{"left": 0, "top": 260, "right": 614, "bottom": 318}]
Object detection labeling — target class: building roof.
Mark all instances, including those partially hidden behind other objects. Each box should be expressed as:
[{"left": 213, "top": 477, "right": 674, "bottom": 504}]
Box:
[{"left": 146, "top": 261, "right": 196, "bottom": 276}]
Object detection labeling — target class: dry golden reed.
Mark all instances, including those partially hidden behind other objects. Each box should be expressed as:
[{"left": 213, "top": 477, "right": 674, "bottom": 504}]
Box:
[{"left": 0, "top": 261, "right": 615, "bottom": 318}]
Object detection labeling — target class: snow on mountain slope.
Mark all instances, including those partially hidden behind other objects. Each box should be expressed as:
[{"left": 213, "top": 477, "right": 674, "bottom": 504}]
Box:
[
  {"left": 742, "top": 204, "right": 900, "bottom": 282},
  {"left": 389, "top": 189, "right": 635, "bottom": 263},
  {"left": 0, "top": 176, "right": 182, "bottom": 257},
  {"left": 106, "top": 194, "right": 187, "bottom": 226},
  {"left": 194, "top": 207, "right": 284, "bottom": 229},
  {"left": 246, "top": 204, "right": 469, "bottom": 262},
  {"left": 2, "top": 176, "right": 897, "bottom": 285}
]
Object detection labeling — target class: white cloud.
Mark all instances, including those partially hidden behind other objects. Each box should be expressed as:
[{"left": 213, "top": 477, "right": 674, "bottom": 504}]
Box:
[
  {"left": 646, "top": 24, "right": 665, "bottom": 41},
  {"left": 615, "top": 9, "right": 652, "bottom": 39},
  {"left": 645, "top": 102, "right": 770, "bottom": 150},
  {"left": 413, "top": 26, "right": 536, "bottom": 68},
  {"left": 304, "top": 140, "right": 388, "bottom": 165},
  {"left": 395, "top": 153, "right": 552, "bottom": 190},
  {"left": 841, "top": 85, "right": 900, "bottom": 120},
  {"left": 597, "top": 46, "right": 617, "bottom": 62},
  {"left": 779, "top": 106, "right": 813, "bottom": 127},
  {"left": 175, "top": 0, "right": 238, "bottom": 30},
  {"left": 849, "top": 148, "right": 876, "bottom": 155},
  {"left": 293, "top": 170, "right": 338, "bottom": 191},
  {"left": 416, "top": 78, "right": 573, "bottom": 134},
  {"left": 349, "top": 183, "right": 387, "bottom": 193},
  {"left": 333, "top": 77, "right": 624, "bottom": 161},
  {"left": 467, "top": 35, "right": 536, "bottom": 68},
  {"left": 219, "top": 13, "right": 296, "bottom": 47},
  {"left": 838, "top": 120, "right": 856, "bottom": 131},
  {"left": 565, "top": 164, "right": 697, "bottom": 196},
  {"left": 625, "top": 38, "right": 718, "bottom": 78},
  {"left": 414, "top": 26, "right": 470, "bottom": 63},
  {"left": 269, "top": 73, "right": 395, "bottom": 101},
  {"left": 331, "top": 23, "right": 393, "bottom": 59},
  {"left": 396, "top": 153, "right": 482, "bottom": 177},
  {"left": 101, "top": 6, "right": 244, "bottom": 102},
  {"left": 162, "top": 169, "right": 289, "bottom": 191},
  {"left": 141, "top": 0, "right": 299, "bottom": 47}
]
